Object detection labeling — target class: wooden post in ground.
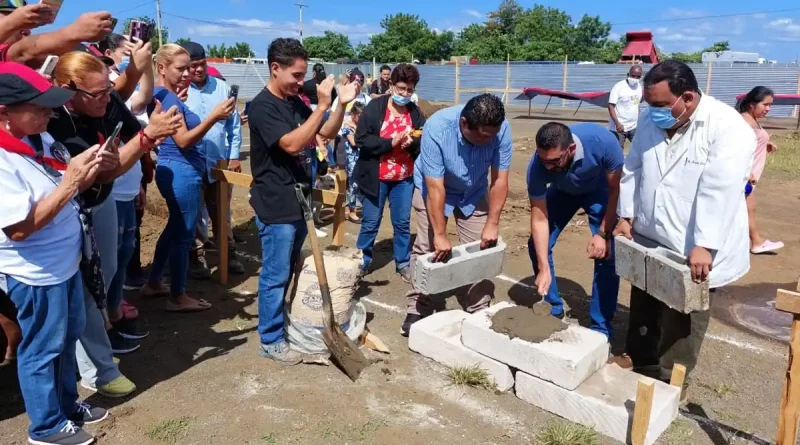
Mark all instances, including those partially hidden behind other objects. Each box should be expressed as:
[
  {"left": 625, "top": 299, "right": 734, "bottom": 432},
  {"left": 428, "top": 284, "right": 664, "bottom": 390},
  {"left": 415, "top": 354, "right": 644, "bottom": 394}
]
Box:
[
  {"left": 705, "top": 63, "right": 713, "bottom": 95},
  {"left": 561, "top": 55, "right": 568, "bottom": 107},
  {"left": 216, "top": 160, "right": 230, "bottom": 285},
  {"left": 670, "top": 364, "right": 687, "bottom": 389},
  {"left": 331, "top": 170, "right": 346, "bottom": 247},
  {"left": 793, "top": 70, "right": 800, "bottom": 120},
  {"left": 504, "top": 54, "right": 511, "bottom": 105},
  {"left": 776, "top": 287, "right": 800, "bottom": 445},
  {"left": 631, "top": 380, "right": 655, "bottom": 445},
  {"left": 454, "top": 61, "right": 460, "bottom": 105}
]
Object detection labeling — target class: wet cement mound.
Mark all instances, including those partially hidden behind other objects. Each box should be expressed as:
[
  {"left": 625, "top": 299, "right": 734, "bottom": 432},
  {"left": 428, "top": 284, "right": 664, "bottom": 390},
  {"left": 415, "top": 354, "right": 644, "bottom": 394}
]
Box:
[{"left": 490, "top": 303, "right": 568, "bottom": 343}]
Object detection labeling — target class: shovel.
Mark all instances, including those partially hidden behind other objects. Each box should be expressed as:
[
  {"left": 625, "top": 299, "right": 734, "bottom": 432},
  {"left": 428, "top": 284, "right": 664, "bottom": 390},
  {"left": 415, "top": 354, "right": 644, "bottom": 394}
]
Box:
[{"left": 294, "top": 184, "right": 370, "bottom": 381}]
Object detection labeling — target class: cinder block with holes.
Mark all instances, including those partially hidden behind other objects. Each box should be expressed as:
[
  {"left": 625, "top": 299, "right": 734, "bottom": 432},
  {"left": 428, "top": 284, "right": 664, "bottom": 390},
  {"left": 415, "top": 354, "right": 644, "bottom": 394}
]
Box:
[{"left": 414, "top": 239, "right": 506, "bottom": 295}]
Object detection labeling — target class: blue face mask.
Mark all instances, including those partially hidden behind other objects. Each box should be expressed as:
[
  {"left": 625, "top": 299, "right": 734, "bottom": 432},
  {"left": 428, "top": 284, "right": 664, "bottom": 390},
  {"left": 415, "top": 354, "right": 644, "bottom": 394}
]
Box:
[
  {"left": 649, "top": 97, "right": 685, "bottom": 130},
  {"left": 392, "top": 94, "right": 411, "bottom": 106},
  {"left": 117, "top": 56, "right": 130, "bottom": 73}
]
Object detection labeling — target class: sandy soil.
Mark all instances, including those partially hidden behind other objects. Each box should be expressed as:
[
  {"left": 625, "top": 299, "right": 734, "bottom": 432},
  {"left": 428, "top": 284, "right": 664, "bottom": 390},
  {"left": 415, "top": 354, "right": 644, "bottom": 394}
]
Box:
[{"left": 1, "top": 109, "right": 798, "bottom": 445}]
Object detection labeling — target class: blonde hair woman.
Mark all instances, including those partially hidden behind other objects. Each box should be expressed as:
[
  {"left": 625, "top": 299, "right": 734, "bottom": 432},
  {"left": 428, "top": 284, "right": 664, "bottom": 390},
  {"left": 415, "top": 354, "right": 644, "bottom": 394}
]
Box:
[{"left": 139, "top": 44, "right": 235, "bottom": 312}]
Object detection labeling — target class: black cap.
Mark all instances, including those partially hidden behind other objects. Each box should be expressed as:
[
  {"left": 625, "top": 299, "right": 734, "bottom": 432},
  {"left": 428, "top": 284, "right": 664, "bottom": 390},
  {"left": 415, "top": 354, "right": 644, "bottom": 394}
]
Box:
[
  {"left": 179, "top": 41, "right": 206, "bottom": 61},
  {"left": 0, "top": 62, "right": 74, "bottom": 108},
  {"left": 75, "top": 43, "right": 115, "bottom": 67}
]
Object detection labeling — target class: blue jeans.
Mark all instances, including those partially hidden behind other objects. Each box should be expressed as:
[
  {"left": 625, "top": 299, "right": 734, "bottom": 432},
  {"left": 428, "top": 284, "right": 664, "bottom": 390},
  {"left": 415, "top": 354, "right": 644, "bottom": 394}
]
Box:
[
  {"left": 107, "top": 199, "right": 137, "bottom": 313},
  {"left": 149, "top": 159, "right": 203, "bottom": 296},
  {"left": 256, "top": 218, "right": 307, "bottom": 346},
  {"left": 8, "top": 273, "right": 85, "bottom": 440},
  {"left": 357, "top": 178, "right": 413, "bottom": 272},
  {"left": 527, "top": 187, "right": 620, "bottom": 338}
]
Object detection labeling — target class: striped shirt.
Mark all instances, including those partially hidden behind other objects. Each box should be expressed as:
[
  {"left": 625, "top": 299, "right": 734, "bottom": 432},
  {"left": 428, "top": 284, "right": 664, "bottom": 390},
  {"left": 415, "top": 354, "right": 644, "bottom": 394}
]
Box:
[{"left": 414, "top": 105, "right": 513, "bottom": 217}]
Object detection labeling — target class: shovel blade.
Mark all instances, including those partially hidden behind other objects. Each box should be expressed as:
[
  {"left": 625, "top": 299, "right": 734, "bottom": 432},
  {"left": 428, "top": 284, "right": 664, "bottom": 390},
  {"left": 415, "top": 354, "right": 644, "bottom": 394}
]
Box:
[{"left": 322, "top": 323, "right": 371, "bottom": 382}]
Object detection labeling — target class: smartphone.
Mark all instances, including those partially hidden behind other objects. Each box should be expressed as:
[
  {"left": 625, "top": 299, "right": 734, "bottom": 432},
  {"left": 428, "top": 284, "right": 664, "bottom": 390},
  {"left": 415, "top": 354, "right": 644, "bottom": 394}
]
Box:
[
  {"left": 39, "top": 0, "right": 64, "bottom": 20},
  {"left": 229, "top": 84, "right": 239, "bottom": 100},
  {"left": 103, "top": 122, "right": 123, "bottom": 152},
  {"left": 38, "top": 55, "right": 59, "bottom": 76},
  {"left": 110, "top": 17, "right": 118, "bottom": 31},
  {"left": 129, "top": 20, "right": 152, "bottom": 43},
  {"left": 243, "top": 100, "right": 252, "bottom": 116}
]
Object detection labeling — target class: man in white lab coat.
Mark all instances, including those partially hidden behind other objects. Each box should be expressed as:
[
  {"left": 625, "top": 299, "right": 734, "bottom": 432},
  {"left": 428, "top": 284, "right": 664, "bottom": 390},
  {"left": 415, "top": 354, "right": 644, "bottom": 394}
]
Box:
[{"left": 613, "top": 60, "right": 755, "bottom": 389}]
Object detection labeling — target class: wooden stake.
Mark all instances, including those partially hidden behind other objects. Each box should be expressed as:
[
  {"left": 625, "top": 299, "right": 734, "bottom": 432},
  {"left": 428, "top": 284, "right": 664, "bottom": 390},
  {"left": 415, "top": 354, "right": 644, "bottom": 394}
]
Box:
[
  {"left": 705, "top": 63, "right": 713, "bottom": 95},
  {"left": 776, "top": 288, "right": 800, "bottom": 445},
  {"left": 669, "top": 364, "right": 687, "bottom": 389},
  {"left": 217, "top": 161, "right": 230, "bottom": 285},
  {"left": 561, "top": 55, "right": 568, "bottom": 107},
  {"left": 454, "top": 61, "right": 460, "bottom": 105},
  {"left": 504, "top": 54, "right": 511, "bottom": 105},
  {"left": 793, "top": 70, "right": 800, "bottom": 119},
  {"left": 331, "top": 170, "right": 346, "bottom": 246},
  {"left": 631, "top": 380, "right": 655, "bottom": 445}
]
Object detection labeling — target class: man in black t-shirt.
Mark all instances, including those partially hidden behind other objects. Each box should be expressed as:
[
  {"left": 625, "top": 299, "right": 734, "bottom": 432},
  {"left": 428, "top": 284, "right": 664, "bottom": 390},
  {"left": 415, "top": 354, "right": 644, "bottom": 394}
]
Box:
[
  {"left": 301, "top": 62, "right": 336, "bottom": 107},
  {"left": 249, "top": 38, "right": 360, "bottom": 365},
  {"left": 369, "top": 64, "right": 391, "bottom": 99}
]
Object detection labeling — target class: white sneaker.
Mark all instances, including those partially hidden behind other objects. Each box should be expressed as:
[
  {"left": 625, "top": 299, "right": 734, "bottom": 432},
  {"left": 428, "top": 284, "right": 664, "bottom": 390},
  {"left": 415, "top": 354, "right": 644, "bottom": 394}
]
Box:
[{"left": 315, "top": 228, "right": 327, "bottom": 238}]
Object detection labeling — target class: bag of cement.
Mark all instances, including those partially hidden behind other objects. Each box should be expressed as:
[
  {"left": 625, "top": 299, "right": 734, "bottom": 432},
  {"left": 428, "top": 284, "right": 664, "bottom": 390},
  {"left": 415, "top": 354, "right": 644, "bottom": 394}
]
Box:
[
  {"left": 286, "top": 246, "right": 363, "bottom": 354},
  {"left": 287, "top": 301, "right": 367, "bottom": 355}
]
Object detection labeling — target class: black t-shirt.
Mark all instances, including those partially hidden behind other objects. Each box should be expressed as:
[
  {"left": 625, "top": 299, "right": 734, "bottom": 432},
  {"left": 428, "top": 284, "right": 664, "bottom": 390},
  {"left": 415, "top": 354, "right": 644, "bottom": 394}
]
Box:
[
  {"left": 370, "top": 79, "right": 389, "bottom": 96},
  {"left": 301, "top": 78, "right": 336, "bottom": 105},
  {"left": 47, "top": 91, "right": 142, "bottom": 208},
  {"left": 249, "top": 88, "right": 315, "bottom": 224}
]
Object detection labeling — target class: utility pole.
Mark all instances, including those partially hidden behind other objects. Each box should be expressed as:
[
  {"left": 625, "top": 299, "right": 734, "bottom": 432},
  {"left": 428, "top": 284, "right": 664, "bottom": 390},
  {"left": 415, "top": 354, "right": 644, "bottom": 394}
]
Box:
[
  {"left": 155, "top": 0, "right": 164, "bottom": 46},
  {"left": 295, "top": 2, "right": 307, "bottom": 44}
]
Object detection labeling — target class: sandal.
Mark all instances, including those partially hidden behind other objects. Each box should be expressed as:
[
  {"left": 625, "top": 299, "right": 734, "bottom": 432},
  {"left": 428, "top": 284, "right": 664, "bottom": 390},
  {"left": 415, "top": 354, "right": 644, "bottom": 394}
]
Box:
[
  {"left": 141, "top": 283, "right": 171, "bottom": 298},
  {"left": 347, "top": 213, "right": 361, "bottom": 224},
  {"left": 122, "top": 300, "right": 139, "bottom": 319},
  {"left": 0, "top": 357, "right": 16, "bottom": 368},
  {"left": 165, "top": 298, "right": 212, "bottom": 313},
  {"left": 751, "top": 240, "right": 784, "bottom": 254}
]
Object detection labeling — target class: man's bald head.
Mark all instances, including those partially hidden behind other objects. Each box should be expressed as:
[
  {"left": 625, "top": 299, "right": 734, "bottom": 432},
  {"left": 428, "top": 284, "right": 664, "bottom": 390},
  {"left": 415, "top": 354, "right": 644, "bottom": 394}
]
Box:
[{"left": 629, "top": 65, "right": 643, "bottom": 78}]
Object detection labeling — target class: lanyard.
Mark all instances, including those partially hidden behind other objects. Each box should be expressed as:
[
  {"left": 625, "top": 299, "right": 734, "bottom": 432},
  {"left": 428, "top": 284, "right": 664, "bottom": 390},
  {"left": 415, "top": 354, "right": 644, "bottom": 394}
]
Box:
[{"left": 0, "top": 129, "right": 67, "bottom": 174}]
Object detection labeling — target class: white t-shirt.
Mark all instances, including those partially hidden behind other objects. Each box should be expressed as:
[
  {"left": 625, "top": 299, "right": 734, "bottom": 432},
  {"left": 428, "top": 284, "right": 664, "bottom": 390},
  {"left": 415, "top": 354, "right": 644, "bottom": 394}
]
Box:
[
  {"left": 0, "top": 133, "right": 82, "bottom": 286},
  {"left": 608, "top": 79, "right": 642, "bottom": 132},
  {"left": 110, "top": 70, "right": 148, "bottom": 202}
]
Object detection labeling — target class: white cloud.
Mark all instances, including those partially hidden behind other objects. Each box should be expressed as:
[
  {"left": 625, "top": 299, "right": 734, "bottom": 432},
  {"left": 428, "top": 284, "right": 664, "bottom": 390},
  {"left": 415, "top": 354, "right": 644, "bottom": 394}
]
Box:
[
  {"left": 765, "top": 18, "right": 800, "bottom": 41},
  {"left": 752, "top": 13, "right": 767, "bottom": 20},
  {"left": 465, "top": 9, "right": 484, "bottom": 19},
  {"left": 665, "top": 8, "right": 705, "bottom": 19},
  {"left": 609, "top": 32, "right": 620, "bottom": 40},
  {"left": 188, "top": 18, "right": 297, "bottom": 37},
  {"left": 659, "top": 33, "right": 706, "bottom": 42},
  {"left": 308, "top": 19, "right": 375, "bottom": 36},
  {"left": 654, "top": 27, "right": 668, "bottom": 35}
]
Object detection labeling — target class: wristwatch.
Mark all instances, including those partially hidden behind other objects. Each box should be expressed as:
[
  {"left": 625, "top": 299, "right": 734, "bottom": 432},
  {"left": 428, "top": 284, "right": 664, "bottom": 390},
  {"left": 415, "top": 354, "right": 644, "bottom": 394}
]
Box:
[{"left": 597, "top": 230, "right": 613, "bottom": 240}]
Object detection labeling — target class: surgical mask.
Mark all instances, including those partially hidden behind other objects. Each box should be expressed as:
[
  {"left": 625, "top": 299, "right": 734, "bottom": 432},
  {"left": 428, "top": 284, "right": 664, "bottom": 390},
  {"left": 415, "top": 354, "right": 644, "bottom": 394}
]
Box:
[
  {"left": 627, "top": 77, "right": 640, "bottom": 87},
  {"left": 117, "top": 56, "right": 130, "bottom": 72},
  {"left": 650, "top": 97, "right": 685, "bottom": 130},
  {"left": 392, "top": 94, "right": 411, "bottom": 106}
]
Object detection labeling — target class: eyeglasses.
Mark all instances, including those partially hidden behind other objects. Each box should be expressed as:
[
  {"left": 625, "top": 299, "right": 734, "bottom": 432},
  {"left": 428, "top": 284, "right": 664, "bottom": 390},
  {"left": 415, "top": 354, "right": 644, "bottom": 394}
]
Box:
[
  {"left": 69, "top": 80, "right": 115, "bottom": 99},
  {"left": 393, "top": 84, "right": 415, "bottom": 95},
  {"left": 538, "top": 149, "right": 569, "bottom": 167}
]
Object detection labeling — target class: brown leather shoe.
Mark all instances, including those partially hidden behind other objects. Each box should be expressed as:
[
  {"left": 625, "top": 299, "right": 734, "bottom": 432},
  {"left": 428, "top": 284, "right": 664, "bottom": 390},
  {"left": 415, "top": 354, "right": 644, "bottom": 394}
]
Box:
[{"left": 607, "top": 353, "right": 633, "bottom": 369}]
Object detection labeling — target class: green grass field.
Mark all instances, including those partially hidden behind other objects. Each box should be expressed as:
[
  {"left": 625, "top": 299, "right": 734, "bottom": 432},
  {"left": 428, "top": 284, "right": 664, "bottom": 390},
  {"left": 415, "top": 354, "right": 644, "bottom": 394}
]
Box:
[{"left": 765, "top": 132, "right": 800, "bottom": 179}]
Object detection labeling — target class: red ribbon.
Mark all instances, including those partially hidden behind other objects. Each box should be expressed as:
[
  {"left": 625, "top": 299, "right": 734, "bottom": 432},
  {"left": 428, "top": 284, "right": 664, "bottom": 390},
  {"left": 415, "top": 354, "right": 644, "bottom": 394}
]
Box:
[{"left": 0, "top": 129, "right": 67, "bottom": 171}]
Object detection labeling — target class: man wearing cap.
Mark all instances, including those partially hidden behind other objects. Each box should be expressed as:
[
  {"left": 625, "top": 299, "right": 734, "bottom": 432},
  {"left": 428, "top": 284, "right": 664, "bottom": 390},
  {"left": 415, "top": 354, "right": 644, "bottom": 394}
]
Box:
[{"left": 180, "top": 41, "right": 244, "bottom": 277}]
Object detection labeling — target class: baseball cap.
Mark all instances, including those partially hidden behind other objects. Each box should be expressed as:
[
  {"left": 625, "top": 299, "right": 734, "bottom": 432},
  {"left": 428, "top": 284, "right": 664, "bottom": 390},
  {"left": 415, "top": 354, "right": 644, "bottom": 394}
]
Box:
[
  {"left": 179, "top": 41, "right": 206, "bottom": 61},
  {"left": 206, "top": 66, "right": 225, "bottom": 81},
  {"left": 0, "top": 62, "right": 74, "bottom": 107},
  {"left": 0, "top": 0, "right": 26, "bottom": 14},
  {"left": 74, "top": 43, "right": 115, "bottom": 66}
]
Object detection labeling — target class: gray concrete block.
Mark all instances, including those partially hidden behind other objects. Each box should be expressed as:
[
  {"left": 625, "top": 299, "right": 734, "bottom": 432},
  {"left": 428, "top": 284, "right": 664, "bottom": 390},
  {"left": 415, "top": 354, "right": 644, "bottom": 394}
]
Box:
[
  {"left": 646, "top": 248, "right": 709, "bottom": 313},
  {"left": 614, "top": 236, "right": 648, "bottom": 291},
  {"left": 414, "top": 239, "right": 506, "bottom": 295}
]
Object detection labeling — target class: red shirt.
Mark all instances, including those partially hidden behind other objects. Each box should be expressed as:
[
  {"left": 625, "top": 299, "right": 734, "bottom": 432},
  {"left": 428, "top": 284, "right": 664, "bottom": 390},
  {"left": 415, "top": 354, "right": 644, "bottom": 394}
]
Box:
[{"left": 378, "top": 107, "right": 414, "bottom": 181}]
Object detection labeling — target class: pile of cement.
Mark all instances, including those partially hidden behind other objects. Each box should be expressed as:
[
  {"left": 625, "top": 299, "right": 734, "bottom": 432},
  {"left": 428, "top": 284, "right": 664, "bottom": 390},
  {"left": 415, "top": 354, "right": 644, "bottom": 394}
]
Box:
[{"left": 490, "top": 302, "right": 567, "bottom": 343}]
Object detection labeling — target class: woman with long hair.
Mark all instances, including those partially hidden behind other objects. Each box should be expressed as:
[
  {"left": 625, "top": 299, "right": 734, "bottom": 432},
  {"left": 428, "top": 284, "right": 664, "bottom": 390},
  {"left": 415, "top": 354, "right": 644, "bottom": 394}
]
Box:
[
  {"left": 736, "top": 86, "right": 783, "bottom": 254},
  {"left": 49, "top": 49, "right": 182, "bottom": 397},
  {"left": 140, "top": 44, "right": 235, "bottom": 311}
]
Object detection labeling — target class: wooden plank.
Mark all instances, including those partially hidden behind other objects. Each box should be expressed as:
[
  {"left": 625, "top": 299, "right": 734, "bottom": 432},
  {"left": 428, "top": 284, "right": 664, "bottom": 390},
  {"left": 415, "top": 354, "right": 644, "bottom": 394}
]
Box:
[
  {"left": 311, "top": 189, "right": 343, "bottom": 207},
  {"left": 777, "top": 316, "right": 800, "bottom": 445},
  {"left": 211, "top": 168, "right": 254, "bottom": 188},
  {"left": 217, "top": 179, "right": 230, "bottom": 285},
  {"left": 670, "top": 364, "right": 687, "bottom": 389},
  {"left": 777, "top": 289, "right": 800, "bottom": 315},
  {"left": 631, "top": 380, "right": 655, "bottom": 445}
]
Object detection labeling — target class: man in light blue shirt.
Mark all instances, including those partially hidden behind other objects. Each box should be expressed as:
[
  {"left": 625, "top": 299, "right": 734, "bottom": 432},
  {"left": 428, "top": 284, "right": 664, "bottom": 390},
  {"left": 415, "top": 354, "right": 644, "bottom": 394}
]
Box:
[
  {"left": 181, "top": 41, "right": 244, "bottom": 276},
  {"left": 403, "top": 94, "right": 512, "bottom": 336}
]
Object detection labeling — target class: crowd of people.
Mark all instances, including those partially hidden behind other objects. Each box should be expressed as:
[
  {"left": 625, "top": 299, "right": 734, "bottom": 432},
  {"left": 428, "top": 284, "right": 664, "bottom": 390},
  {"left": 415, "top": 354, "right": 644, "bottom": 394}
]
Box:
[{"left": 0, "top": 1, "right": 785, "bottom": 444}]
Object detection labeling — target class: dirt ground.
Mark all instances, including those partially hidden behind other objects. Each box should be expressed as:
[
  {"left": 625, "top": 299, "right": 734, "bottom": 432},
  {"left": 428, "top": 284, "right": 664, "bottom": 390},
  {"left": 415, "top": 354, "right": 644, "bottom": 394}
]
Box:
[{"left": 1, "top": 107, "right": 799, "bottom": 445}]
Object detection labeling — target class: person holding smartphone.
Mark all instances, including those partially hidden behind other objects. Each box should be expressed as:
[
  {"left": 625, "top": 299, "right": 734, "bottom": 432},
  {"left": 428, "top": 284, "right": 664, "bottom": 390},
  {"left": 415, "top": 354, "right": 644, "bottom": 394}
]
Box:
[
  {"left": 179, "top": 41, "right": 244, "bottom": 278},
  {"left": 140, "top": 44, "right": 235, "bottom": 313}
]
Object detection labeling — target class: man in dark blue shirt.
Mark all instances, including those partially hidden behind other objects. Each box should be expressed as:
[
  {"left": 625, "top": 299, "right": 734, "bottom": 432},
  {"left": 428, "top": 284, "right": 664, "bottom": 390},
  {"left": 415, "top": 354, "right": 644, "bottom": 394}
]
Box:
[{"left": 527, "top": 122, "right": 624, "bottom": 338}]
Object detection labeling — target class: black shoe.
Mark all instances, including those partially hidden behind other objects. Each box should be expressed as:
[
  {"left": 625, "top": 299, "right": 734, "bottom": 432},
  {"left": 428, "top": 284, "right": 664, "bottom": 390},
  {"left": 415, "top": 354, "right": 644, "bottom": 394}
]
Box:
[
  {"left": 189, "top": 257, "right": 211, "bottom": 280},
  {"left": 29, "top": 421, "right": 94, "bottom": 445},
  {"left": 397, "top": 267, "right": 412, "bottom": 284},
  {"left": 108, "top": 331, "right": 140, "bottom": 355},
  {"left": 70, "top": 401, "right": 109, "bottom": 425},
  {"left": 233, "top": 233, "right": 246, "bottom": 245},
  {"left": 228, "top": 258, "right": 245, "bottom": 275},
  {"left": 401, "top": 313, "right": 423, "bottom": 337},
  {"left": 111, "top": 318, "right": 149, "bottom": 341},
  {"left": 122, "top": 273, "right": 146, "bottom": 291}
]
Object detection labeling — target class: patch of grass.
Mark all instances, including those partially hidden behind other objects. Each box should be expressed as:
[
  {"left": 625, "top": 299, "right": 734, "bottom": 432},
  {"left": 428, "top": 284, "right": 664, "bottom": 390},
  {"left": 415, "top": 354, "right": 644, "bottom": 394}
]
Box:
[
  {"left": 146, "top": 417, "right": 193, "bottom": 444},
  {"left": 261, "top": 433, "right": 278, "bottom": 444},
  {"left": 765, "top": 132, "right": 800, "bottom": 179},
  {"left": 714, "top": 383, "right": 735, "bottom": 397},
  {"left": 446, "top": 364, "right": 497, "bottom": 391},
  {"left": 664, "top": 419, "right": 694, "bottom": 444},
  {"left": 354, "top": 418, "right": 389, "bottom": 441},
  {"left": 534, "top": 422, "right": 598, "bottom": 445}
]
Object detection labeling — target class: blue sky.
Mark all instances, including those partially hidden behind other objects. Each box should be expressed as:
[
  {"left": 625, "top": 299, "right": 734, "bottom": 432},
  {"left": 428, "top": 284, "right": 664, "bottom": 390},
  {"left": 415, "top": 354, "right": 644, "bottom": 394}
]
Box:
[{"left": 52, "top": 0, "right": 800, "bottom": 61}]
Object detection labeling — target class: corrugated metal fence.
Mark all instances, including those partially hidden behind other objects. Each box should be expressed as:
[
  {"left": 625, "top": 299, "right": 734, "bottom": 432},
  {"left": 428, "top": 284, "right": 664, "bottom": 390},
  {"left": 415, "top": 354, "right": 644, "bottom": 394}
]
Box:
[{"left": 211, "top": 62, "right": 800, "bottom": 118}]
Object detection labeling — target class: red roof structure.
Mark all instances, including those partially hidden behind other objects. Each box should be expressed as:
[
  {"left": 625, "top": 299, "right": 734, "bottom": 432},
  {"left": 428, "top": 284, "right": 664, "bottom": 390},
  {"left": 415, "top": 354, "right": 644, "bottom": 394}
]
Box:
[{"left": 619, "top": 31, "right": 659, "bottom": 64}]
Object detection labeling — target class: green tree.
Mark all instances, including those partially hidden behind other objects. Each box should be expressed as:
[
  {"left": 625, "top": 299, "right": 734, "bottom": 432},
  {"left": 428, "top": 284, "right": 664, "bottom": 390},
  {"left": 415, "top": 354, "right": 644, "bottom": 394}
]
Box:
[
  {"left": 666, "top": 41, "right": 731, "bottom": 64},
  {"left": 122, "top": 16, "right": 168, "bottom": 52},
  {"left": 357, "top": 13, "right": 454, "bottom": 62},
  {"left": 486, "top": 0, "right": 523, "bottom": 35},
  {"left": 303, "top": 31, "right": 355, "bottom": 61},
  {"left": 174, "top": 37, "right": 191, "bottom": 46}
]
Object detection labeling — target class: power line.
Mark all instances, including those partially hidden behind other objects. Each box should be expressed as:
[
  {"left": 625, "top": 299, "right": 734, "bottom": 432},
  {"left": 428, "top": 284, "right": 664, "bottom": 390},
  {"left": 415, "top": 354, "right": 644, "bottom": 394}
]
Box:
[
  {"left": 610, "top": 7, "right": 800, "bottom": 27},
  {"left": 112, "top": 0, "right": 158, "bottom": 16},
  {"left": 161, "top": 11, "right": 299, "bottom": 32}
]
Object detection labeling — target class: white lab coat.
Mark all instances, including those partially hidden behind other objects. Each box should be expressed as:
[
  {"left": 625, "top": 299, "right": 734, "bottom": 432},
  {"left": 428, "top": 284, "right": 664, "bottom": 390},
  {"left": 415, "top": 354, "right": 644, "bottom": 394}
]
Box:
[{"left": 618, "top": 94, "right": 755, "bottom": 288}]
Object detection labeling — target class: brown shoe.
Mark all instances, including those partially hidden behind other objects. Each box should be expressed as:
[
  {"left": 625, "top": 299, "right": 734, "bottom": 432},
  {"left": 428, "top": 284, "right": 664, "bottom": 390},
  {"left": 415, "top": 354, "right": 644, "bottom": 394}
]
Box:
[{"left": 607, "top": 353, "right": 633, "bottom": 369}]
